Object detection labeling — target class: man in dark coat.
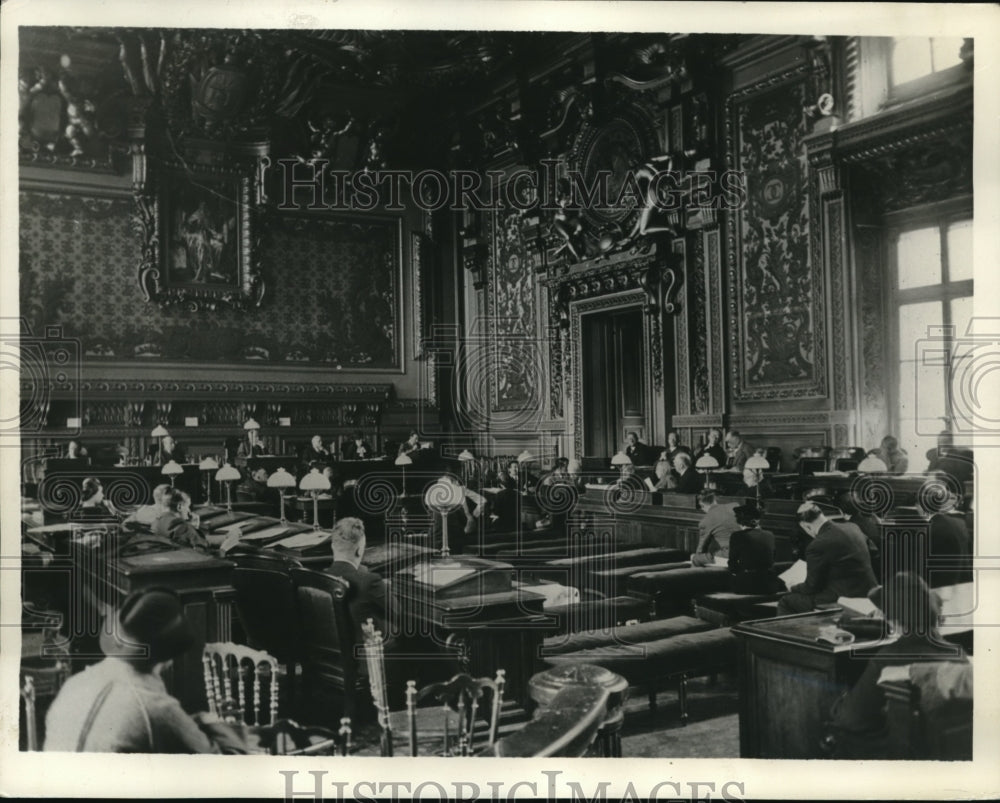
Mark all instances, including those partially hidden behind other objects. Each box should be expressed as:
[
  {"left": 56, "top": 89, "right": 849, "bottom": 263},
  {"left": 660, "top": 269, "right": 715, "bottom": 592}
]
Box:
[
  {"left": 777, "top": 501, "right": 878, "bottom": 615},
  {"left": 323, "top": 516, "right": 389, "bottom": 640}
]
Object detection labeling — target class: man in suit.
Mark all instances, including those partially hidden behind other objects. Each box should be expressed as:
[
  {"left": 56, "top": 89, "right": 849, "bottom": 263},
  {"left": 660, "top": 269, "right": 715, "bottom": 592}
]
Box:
[
  {"left": 692, "top": 490, "right": 740, "bottom": 566},
  {"left": 323, "top": 516, "right": 389, "bottom": 640},
  {"left": 301, "top": 434, "right": 329, "bottom": 469},
  {"left": 723, "top": 430, "right": 754, "bottom": 472},
  {"left": 148, "top": 435, "right": 186, "bottom": 465},
  {"left": 655, "top": 452, "right": 704, "bottom": 494},
  {"left": 624, "top": 431, "right": 649, "bottom": 465},
  {"left": 777, "top": 501, "right": 878, "bottom": 615},
  {"left": 342, "top": 430, "right": 373, "bottom": 460}
]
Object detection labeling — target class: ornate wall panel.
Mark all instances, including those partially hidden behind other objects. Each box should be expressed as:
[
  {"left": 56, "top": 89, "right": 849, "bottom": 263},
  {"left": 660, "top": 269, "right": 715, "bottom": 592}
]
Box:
[
  {"left": 19, "top": 191, "right": 402, "bottom": 369},
  {"left": 725, "top": 66, "right": 827, "bottom": 401},
  {"left": 485, "top": 204, "right": 541, "bottom": 413}
]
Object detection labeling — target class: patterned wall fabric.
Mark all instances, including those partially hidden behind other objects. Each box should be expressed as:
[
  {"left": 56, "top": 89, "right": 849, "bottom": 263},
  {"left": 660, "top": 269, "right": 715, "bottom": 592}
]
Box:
[
  {"left": 731, "top": 80, "right": 818, "bottom": 398},
  {"left": 19, "top": 192, "right": 400, "bottom": 368},
  {"left": 486, "top": 205, "right": 539, "bottom": 412}
]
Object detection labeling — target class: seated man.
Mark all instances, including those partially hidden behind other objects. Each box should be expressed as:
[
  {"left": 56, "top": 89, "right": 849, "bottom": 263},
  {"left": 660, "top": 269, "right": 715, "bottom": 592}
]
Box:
[
  {"left": 236, "top": 466, "right": 271, "bottom": 504},
  {"left": 691, "top": 490, "right": 740, "bottom": 567},
  {"left": 324, "top": 517, "right": 389, "bottom": 641},
  {"left": 728, "top": 499, "right": 784, "bottom": 594},
  {"left": 147, "top": 435, "right": 186, "bottom": 465},
  {"left": 301, "top": 434, "right": 329, "bottom": 470},
  {"left": 342, "top": 430, "right": 373, "bottom": 460},
  {"left": 122, "top": 483, "right": 172, "bottom": 531},
  {"left": 723, "top": 430, "right": 754, "bottom": 472},
  {"left": 152, "top": 490, "right": 208, "bottom": 551},
  {"left": 777, "top": 501, "right": 878, "bottom": 616},
  {"left": 44, "top": 588, "right": 246, "bottom": 753},
  {"left": 655, "top": 452, "right": 704, "bottom": 494},
  {"left": 664, "top": 430, "right": 692, "bottom": 464},
  {"left": 828, "top": 572, "right": 969, "bottom": 759},
  {"left": 624, "top": 431, "right": 649, "bottom": 465}
]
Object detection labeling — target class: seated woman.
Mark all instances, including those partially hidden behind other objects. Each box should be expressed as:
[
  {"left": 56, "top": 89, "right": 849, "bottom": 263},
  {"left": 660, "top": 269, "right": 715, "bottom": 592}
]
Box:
[
  {"left": 76, "top": 477, "right": 116, "bottom": 520},
  {"left": 828, "top": 571, "right": 969, "bottom": 759},
  {"left": 152, "top": 489, "right": 208, "bottom": 551},
  {"left": 727, "top": 500, "right": 785, "bottom": 594}
]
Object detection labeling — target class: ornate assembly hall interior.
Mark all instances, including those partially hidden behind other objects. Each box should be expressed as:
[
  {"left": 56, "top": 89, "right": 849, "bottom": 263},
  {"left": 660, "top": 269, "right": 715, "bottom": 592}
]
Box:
[{"left": 10, "top": 18, "right": 988, "bottom": 774}]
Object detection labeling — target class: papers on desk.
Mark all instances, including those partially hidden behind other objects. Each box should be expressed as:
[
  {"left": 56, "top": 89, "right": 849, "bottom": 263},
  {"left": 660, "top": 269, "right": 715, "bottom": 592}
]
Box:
[
  {"left": 273, "top": 530, "right": 331, "bottom": 549},
  {"left": 812, "top": 471, "right": 849, "bottom": 477},
  {"left": 406, "top": 561, "right": 477, "bottom": 588},
  {"left": 240, "top": 524, "right": 295, "bottom": 541},
  {"left": 27, "top": 523, "right": 84, "bottom": 533},
  {"left": 837, "top": 596, "right": 879, "bottom": 617},
  {"left": 779, "top": 559, "right": 807, "bottom": 588}
]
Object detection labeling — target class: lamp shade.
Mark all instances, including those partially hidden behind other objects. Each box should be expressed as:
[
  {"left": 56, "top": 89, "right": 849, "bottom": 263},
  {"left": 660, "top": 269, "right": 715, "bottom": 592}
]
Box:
[
  {"left": 267, "top": 467, "right": 297, "bottom": 489},
  {"left": 610, "top": 452, "right": 632, "bottom": 466},
  {"left": 243, "top": 417, "right": 261, "bottom": 431},
  {"left": 458, "top": 449, "right": 475, "bottom": 462},
  {"left": 695, "top": 454, "right": 720, "bottom": 470},
  {"left": 394, "top": 453, "right": 413, "bottom": 466},
  {"left": 744, "top": 454, "right": 771, "bottom": 471},
  {"left": 424, "top": 476, "right": 465, "bottom": 513},
  {"left": 215, "top": 464, "right": 241, "bottom": 482},
  {"left": 151, "top": 425, "right": 169, "bottom": 438},
  {"left": 198, "top": 456, "right": 219, "bottom": 470},
  {"left": 517, "top": 450, "right": 534, "bottom": 464},
  {"left": 161, "top": 460, "right": 184, "bottom": 477},
  {"left": 858, "top": 454, "right": 888, "bottom": 473},
  {"left": 299, "top": 468, "right": 331, "bottom": 492}
]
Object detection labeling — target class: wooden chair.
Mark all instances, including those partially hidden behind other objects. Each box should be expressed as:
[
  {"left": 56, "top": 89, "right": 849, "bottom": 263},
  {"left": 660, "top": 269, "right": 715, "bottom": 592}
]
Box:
[
  {"left": 20, "top": 603, "right": 71, "bottom": 750},
  {"left": 230, "top": 552, "right": 304, "bottom": 697},
  {"left": 202, "top": 642, "right": 280, "bottom": 726},
  {"left": 794, "top": 446, "right": 831, "bottom": 476},
  {"left": 362, "top": 619, "right": 507, "bottom": 757},
  {"left": 830, "top": 447, "right": 866, "bottom": 473},
  {"left": 289, "top": 567, "right": 368, "bottom": 722}
]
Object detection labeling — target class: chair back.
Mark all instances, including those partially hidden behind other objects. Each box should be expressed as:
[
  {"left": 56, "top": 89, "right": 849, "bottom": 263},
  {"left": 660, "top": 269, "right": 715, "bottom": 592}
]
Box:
[
  {"left": 231, "top": 552, "right": 303, "bottom": 663},
  {"left": 289, "top": 567, "right": 365, "bottom": 719},
  {"left": 255, "top": 717, "right": 353, "bottom": 756},
  {"left": 831, "top": 447, "right": 866, "bottom": 472},
  {"left": 203, "top": 642, "right": 280, "bottom": 726},
  {"left": 362, "top": 618, "right": 395, "bottom": 756},
  {"left": 406, "top": 670, "right": 507, "bottom": 757}
]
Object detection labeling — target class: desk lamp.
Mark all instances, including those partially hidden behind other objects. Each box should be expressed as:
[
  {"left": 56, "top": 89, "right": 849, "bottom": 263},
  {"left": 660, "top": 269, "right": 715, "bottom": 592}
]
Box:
[
  {"left": 857, "top": 454, "right": 888, "bottom": 473},
  {"left": 161, "top": 460, "right": 184, "bottom": 487},
  {"left": 424, "top": 476, "right": 465, "bottom": 558},
  {"left": 198, "top": 457, "right": 219, "bottom": 503},
  {"left": 151, "top": 425, "right": 168, "bottom": 464},
  {"left": 395, "top": 452, "right": 413, "bottom": 497},
  {"left": 695, "top": 454, "right": 720, "bottom": 488},
  {"left": 244, "top": 417, "right": 261, "bottom": 455},
  {"left": 744, "top": 453, "right": 771, "bottom": 506},
  {"left": 215, "top": 463, "right": 241, "bottom": 513},
  {"left": 267, "top": 467, "right": 297, "bottom": 525},
  {"left": 610, "top": 452, "right": 632, "bottom": 483},
  {"left": 300, "top": 467, "right": 331, "bottom": 530}
]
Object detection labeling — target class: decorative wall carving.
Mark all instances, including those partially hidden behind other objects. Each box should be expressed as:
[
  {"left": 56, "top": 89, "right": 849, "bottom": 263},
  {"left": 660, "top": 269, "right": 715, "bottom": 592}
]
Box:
[
  {"left": 725, "top": 66, "right": 827, "bottom": 401},
  {"left": 486, "top": 204, "right": 539, "bottom": 413},
  {"left": 20, "top": 191, "right": 402, "bottom": 368},
  {"left": 687, "top": 234, "right": 709, "bottom": 415}
]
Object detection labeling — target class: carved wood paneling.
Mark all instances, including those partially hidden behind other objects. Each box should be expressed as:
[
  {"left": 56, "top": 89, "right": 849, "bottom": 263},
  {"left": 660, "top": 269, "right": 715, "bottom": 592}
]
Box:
[{"left": 725, "top": 64, "right": 827, "bottom": 402}]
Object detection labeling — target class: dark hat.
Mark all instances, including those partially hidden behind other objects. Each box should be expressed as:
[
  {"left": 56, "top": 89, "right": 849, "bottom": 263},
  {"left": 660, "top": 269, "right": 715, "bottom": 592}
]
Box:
[
  {"left": 99, "top": 588, "right": 197, "bottom": 665},
  {"left": 733, "top": 498, "right": 763, "bottom": 521},
  {"left": 868, "top": 572, "right": 941, "bottom": 631}
]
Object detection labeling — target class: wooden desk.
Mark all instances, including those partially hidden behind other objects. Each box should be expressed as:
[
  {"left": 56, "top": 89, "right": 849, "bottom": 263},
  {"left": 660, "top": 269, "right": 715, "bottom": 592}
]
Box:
[{"left": 732, "top": 605, "right": 972, "bottom": 758}]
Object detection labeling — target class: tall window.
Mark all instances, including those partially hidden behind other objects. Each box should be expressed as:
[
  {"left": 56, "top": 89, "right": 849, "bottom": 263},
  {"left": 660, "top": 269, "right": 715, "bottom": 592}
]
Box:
[
  {"left": 892, "top": 216, "right": 973, "bottom": 469},
  {"left": 890, "top": 37, "right": 965, "bottom": 87}
]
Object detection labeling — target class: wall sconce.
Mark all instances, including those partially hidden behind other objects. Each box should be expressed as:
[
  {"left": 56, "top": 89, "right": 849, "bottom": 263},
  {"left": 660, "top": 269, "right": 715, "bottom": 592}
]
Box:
[
  {"left": 215, "top": 463, "right": 242, "bottom": 513},
  {"left": 610, "top": 451, "right": 632, "bottom": 483},
  {"left": 151, "top": 424, "right": 169, "bottom": 464},
  {"left": 198, "top": 456, "right": 219, "bottom": 504},
  {"left": 161, "top": 460, "right": 184, "bottom": 487},
  {"left": 394, "top": 452, "right": 413, "bottom": 498},
  {"left": 299, "top": 467, "right": 331, "bottom": 531},
  {"left": 744, "top": 453, "right": 771, "bottom": 506},
  {"left": 267, "top": 467, "right": 297, "bottom": 525}
]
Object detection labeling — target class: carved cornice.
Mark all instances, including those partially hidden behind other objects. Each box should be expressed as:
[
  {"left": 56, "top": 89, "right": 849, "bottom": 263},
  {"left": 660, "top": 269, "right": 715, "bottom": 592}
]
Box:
[{"left": 44, "top": 378, "right": 394, "bottom": 402}]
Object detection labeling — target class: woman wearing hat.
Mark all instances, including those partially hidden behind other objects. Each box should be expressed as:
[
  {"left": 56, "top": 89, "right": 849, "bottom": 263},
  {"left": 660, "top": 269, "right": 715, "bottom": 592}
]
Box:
[
  {"left": 826, "top": 572, "right": 970, "bottom": 758},
  {"left": 44, "top": 588, "right": 247, "bottom": 753},
  {"left": 727, "top": 499, "right": 784, "bottom": 594}
]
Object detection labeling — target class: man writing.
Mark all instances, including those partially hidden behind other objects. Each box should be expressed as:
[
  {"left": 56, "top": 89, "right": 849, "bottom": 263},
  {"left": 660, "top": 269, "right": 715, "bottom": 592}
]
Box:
[
  {"left": 324, "top": 517, "right": 389, "bottom": 640},
  {"left": 777, "top": 501, "right": 878, "bottom": 615},
  {"left": 691, "top": 490, "right": 740, "bottom": 567}
]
